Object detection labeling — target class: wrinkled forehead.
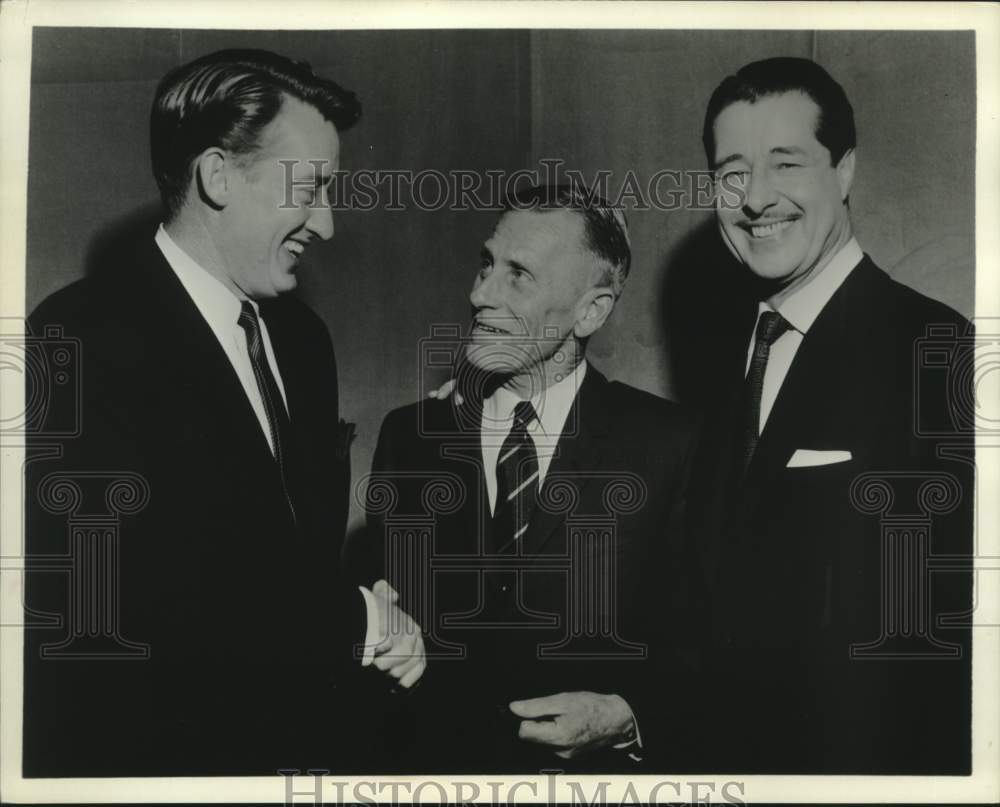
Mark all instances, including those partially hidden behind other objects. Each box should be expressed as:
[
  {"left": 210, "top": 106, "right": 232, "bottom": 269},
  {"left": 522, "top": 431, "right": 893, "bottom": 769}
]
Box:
[
  {"left": 489, "top": 208, "right": 606, "bottom": 292},
  {"left": 490, "top": 208, "right": 588, "bottom": 254}
]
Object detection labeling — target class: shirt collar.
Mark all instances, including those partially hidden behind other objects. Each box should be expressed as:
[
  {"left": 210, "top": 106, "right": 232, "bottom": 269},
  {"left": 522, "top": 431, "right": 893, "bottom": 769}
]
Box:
[
  {"left": 154, "top": 223, "right": 255, "bottom": 330},
  {"left": 484, "top": 359, "right": 588, "bottom": 438},
  {"left": 766, "top": 237, "right": 864, "bottom": 334}
]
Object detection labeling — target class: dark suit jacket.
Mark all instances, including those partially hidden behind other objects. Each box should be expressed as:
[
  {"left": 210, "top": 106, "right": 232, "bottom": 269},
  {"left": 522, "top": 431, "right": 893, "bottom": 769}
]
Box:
[
  {"left": 684, "top": 256, "right": 974, "bottom": 773},
  {"left": 358, "top": 366, "right": 700, "bottom": 773},
  {"left": 23, "top": 235, "right": 367, "bottom": 776}
]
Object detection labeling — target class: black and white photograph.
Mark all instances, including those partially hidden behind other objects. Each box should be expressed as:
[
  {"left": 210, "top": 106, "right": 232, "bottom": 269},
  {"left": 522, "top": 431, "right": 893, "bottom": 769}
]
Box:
[{"left": 0, "top": 1, "right": 997, "bottom": 804}]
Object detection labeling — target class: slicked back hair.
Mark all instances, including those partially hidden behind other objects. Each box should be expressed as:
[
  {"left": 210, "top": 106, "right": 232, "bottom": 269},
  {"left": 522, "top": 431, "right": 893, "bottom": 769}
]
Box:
[
  {"left": 151, "top": 48, "right": 361, "bottom": 221},
  {"left": 702, "top": 56, "right": 856, "bottom": 168},
  {"left": 505, "top": 184, "right": 632, "bottom": 299}
]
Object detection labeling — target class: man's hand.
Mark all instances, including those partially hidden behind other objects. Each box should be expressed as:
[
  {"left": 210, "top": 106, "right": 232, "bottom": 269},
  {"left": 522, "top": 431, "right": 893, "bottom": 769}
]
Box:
[
  {"left": 427, "top": 378, "right": 463, "bottom": 405},
  {"left": 509, "top": 692, "right": 634, "bottom": 760},
  {"left": 370, "top": 580, "right": 426, "bottom": 689}
]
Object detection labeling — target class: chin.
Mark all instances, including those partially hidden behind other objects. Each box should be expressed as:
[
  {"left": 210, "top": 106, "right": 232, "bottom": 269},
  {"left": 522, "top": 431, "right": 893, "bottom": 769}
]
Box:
[
  {"left": 737, "top": 245, "right": 801, "bottom": 282},
  {"left": 465, "top": 343, "right": 507, "bottom": 372},
  {"left": 271, "top": 273, "right": 298, "bottom": 295},
  {"left": 743, "top": 261, "right": 796, "bottom": 282},
  {"left": 465, "top": 343, "right": 533, "bottom": 376}
]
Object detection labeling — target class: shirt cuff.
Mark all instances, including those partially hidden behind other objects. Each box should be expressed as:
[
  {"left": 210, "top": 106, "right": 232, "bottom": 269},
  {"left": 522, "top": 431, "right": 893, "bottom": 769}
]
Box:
[
  {"left": 358, "top": 585, "right": 379, "bottom": 667},
  {"left": 612, "top": 701, "right": 643, "bottom": 763}
]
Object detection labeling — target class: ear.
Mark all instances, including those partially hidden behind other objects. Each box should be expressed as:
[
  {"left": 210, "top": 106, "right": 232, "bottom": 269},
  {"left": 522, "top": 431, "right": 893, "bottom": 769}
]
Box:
[
  {"left": 835, "top": 148, "right": 855, "bottom": 202},
  {"left": 194, "top": 147, "right": 231, "bottom": 210},
  {"left": 573, "top": 287, "right": 616, "bottom": 340}
]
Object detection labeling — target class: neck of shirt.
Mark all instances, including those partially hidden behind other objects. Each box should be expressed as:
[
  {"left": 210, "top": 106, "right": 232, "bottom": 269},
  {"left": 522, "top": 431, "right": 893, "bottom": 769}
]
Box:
[
  {"left": 743, "top": 238, "right": 864, "bottom": 433},
  {"left": 154, "top": 224, "right": 289, "bottom": 450},
  {"left": 480, "top": 359, "right": 588, "bottom": 513}
]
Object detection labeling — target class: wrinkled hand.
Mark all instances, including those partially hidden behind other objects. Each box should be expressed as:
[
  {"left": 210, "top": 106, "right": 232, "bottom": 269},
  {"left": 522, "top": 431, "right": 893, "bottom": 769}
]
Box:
[
  {"left": 427, "top": 378, "right": 463, "bottom": 405},
  {"left": 509, "top": 692, "right": 633, "bottom": 760},
  {"left": 371, "top": 579, "right": 426, "bottom": 689}
]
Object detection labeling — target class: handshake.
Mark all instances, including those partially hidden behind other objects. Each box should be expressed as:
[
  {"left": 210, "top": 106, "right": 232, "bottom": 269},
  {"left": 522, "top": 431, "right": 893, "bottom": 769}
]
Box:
[
  {"left": 356, "top": 579, "right": 636, "bottom": 760},
  {"left": 361, "top": 579, "right": 426, "bottom": 690}
]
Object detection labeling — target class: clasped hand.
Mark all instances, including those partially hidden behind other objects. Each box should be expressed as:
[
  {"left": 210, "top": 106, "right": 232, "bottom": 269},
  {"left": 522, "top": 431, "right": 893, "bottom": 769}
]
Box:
[{"left": 368, "top": 579, "right": 426, "bottom": 689}]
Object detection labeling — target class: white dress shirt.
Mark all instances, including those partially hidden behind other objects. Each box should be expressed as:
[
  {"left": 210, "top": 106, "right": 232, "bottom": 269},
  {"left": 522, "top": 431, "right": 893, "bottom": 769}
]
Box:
[
  {"left": 481, "top": 360, "right": 587, "bottom": 514},
  {"left": 154, "top": 225, "right": 379, "bottom": 665},
  {"left": 746, "top": 238, "right": 864, "bottom": 432},
  {"left": 478, "top": 359, "right": 641, "bottom": 757},
  {"left": 155, "top": 225, "right": 288, "bottom": 455}
]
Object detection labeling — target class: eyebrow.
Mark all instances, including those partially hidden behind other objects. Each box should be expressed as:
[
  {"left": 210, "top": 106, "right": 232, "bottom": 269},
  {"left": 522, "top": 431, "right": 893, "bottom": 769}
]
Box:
[
  {"left": 480, "top": 247, "right": 532, "bottom": 275},
  {"left": 714, "top": 146, "right": 809, "bottom": 170},
  {"left": 771, "top": 146, "right": 808, "bottom": 158},
  {"left": 713, "top": 153, "right": 744, "bottom": 171}
]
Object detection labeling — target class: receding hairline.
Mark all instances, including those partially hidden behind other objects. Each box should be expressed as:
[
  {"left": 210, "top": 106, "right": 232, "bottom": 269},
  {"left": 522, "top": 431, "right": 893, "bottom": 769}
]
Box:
[{"left": 494, "top": 206, "right": 616, "bottom": 290}]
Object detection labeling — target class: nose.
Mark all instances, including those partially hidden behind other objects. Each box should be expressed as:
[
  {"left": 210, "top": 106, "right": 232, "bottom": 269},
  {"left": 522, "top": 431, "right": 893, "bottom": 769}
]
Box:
[
  {"left": 306, "top": 199, "right": 335, "bottom": 241},
  {"left": 742, "top": 167, "right": 779, "bottom": 218},
  {"left": 469, "top": 267, "right": 497, "bottom": 310}
]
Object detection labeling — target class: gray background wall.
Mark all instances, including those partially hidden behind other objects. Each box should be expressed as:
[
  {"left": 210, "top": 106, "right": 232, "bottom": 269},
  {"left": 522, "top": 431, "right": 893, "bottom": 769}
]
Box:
[{"left": 26, "top": 28, "right": 975, "bottom": 530}]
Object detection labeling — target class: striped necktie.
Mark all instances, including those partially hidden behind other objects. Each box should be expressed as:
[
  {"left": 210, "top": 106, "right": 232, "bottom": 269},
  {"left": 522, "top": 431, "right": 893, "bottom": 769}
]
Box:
[
  {"left": 492, "top": 400, "right": 539, "bottom": 551},
  {"left": 237, "top": 301, "right": 296, "bottom": 522}
]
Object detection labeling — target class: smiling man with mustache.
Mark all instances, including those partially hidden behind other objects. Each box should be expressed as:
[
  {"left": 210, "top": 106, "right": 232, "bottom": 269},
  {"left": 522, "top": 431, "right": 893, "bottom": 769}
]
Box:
[
  {"left": 361, "top": 185, "right": 699, "bottom": 772},
  {"left": 680, "top": 57, "right": 973, "bottom": 774}
]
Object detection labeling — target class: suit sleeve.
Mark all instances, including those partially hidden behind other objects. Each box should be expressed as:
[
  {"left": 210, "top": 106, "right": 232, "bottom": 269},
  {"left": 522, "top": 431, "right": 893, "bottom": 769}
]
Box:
[
  {"left": 621, "top": 410, "right": 712, "bottom": 771},
  {"left": 343, "top": 410, "right": 399, "bottom": 590},
  {"left": 23, "top": 296, "right": 373, "bottom": 775}
]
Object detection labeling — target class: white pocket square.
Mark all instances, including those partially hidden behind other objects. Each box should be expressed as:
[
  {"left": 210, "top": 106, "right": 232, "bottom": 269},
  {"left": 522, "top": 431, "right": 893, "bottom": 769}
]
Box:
[{"left": 787, "top": 449, "right": 853, "bottom": 468}]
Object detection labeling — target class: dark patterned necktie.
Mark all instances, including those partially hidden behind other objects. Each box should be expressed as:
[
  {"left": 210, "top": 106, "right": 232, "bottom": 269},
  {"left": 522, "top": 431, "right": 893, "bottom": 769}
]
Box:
[
  {"left": 237, "top": 301, "right": 296, "bottom": 522},
  {"left": 742, "top": 310, "right": 792, "bottom": 472},
  {"left": 492, "top": 400, "right": 539, "bottom": 551}
]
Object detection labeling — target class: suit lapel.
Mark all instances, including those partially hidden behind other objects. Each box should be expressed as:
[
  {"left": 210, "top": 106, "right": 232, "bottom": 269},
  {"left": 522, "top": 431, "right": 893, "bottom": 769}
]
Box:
[
  {"left": 132, "top": 238, "right": 286, "bottom": 483},
  {"left": 518, "top": 367, "right": 612, "bottom": 556},
  {"left": 436, "top": 398, "right": 494, "bottom": 556},
  {"left": 258, "top": 303, "right": 310, "bottom": 442},
  {"left": 741, "top": 258, "right": 877, "bottom": 505}
]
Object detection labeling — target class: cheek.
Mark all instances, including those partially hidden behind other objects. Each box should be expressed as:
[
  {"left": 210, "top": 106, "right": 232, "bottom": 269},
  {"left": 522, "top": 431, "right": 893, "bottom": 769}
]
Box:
[
  {"left": 514, "top": 301, "right": 543, "bottom": 332},
  {"left": 718, "top": 212, "right": 744, "bottom": 236}
]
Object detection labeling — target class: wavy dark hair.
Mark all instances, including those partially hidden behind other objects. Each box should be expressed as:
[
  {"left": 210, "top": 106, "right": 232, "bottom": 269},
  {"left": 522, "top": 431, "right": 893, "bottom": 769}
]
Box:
[
  {"left": 702, "top": 56, "right": 856, "bottom": 167},
  {"left": 151, "top": 48, "right": 361, "bottom": 220}
]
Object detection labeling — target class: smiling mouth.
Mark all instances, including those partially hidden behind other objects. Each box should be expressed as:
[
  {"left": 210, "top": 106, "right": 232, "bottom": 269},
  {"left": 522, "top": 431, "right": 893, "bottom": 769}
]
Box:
[
  {"left": 740, "top": 219, "right": 796, "bottom": 239},
  {"left": 283, "top": 239, "right": 308, "bottom": 259},
  {"left": 472, "top": 321, "right": 510, "bottom": 335}
]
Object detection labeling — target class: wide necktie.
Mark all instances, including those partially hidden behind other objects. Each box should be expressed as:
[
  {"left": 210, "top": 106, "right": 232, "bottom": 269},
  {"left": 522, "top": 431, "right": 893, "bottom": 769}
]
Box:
[
  {"left": 492, "top": 400, "right": 539, "bottom": 552},
  {"left": 742, "top": 310, "right": 792, "bottom": 473},
  {"left": 237, "top": 301, "right": 296, "bottom": 522}
]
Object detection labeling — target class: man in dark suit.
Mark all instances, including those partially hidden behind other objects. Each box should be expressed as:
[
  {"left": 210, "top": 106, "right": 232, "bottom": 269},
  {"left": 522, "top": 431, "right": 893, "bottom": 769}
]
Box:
[
  {"left": 682, "top": 57, "right": 973, "bottom": 773},
  {"left": 24, "top": 49, "right": 425, "bottom": 777},
  {"left": 361, "top": 185, "right": 700, "bottom": 772}
]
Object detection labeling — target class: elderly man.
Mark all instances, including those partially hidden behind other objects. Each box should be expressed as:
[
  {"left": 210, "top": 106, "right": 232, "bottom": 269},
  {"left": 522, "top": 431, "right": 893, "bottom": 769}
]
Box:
[
  {"left": 25, "top": 49, "right": 424, "bottom": 777},
  {"left": 361, "top": 185, "right": 699, "bottom": 772},
  {"left": 682, "top": 57, "right": 973, "bottom": 773}
]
